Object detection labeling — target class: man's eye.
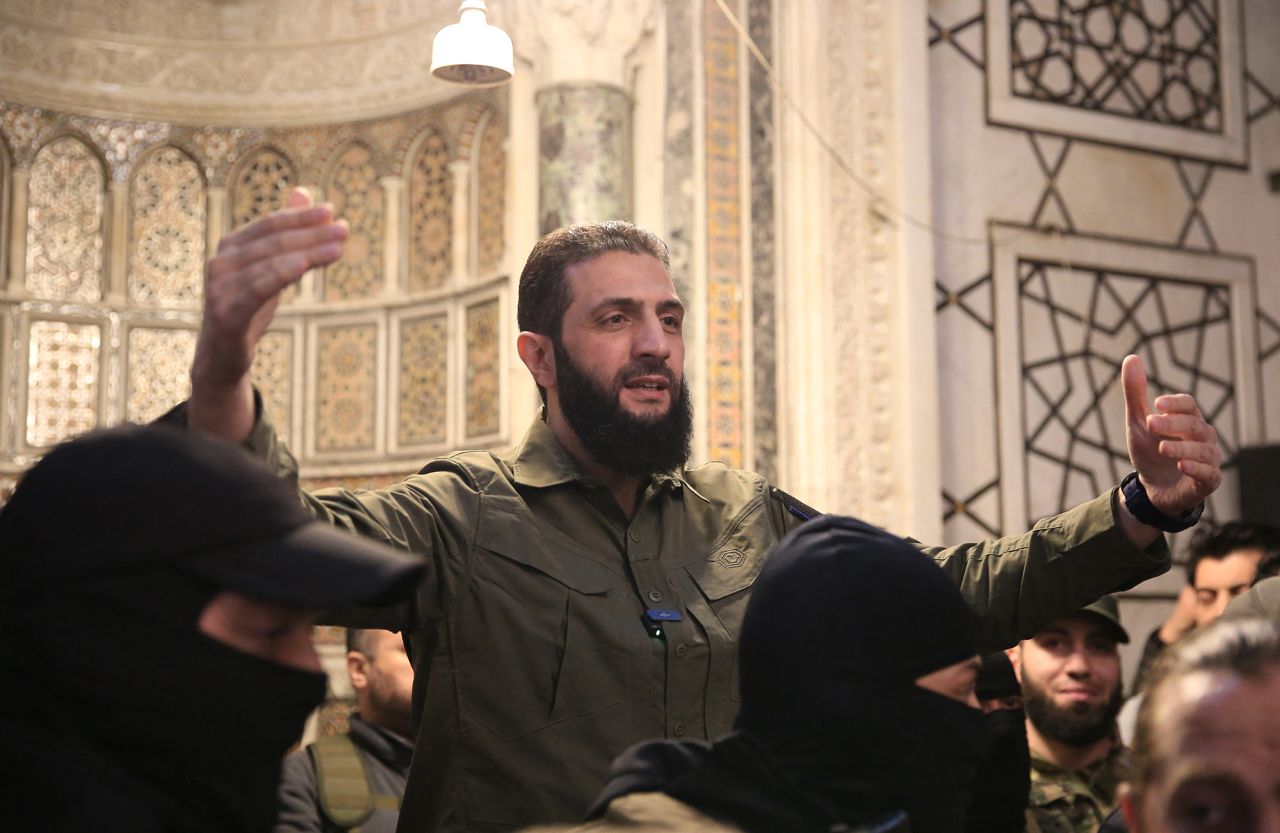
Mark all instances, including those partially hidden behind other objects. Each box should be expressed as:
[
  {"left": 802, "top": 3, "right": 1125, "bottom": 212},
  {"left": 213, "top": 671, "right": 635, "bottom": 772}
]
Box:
[{"left": 1167, "top": 778, "right": 1254, "bottom": 833}]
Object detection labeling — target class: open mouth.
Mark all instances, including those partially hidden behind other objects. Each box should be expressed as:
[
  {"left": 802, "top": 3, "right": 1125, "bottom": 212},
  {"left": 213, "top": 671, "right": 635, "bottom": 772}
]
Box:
[{"left": 624, "top": 375, "right": 671, "bottom": 392}]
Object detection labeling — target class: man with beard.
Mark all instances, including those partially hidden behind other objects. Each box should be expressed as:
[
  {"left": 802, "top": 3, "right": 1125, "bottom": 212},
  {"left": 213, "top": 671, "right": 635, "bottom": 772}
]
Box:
[
  {"left": 276, "top": 629, "right": 416, "bottom": 833},
  {"left": 172, "top": 190, "right": 1222, "bottom": 832},
  {"left": 1007, "top": 597, "right": 1130, "bottom": 833}
]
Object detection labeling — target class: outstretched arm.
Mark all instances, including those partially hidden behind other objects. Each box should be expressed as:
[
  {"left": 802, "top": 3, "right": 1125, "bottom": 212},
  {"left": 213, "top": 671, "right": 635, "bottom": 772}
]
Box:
[
  {"left": 1118, "top": 353, "right": 1222, "bottom": 547},
  {"left": 188, "top": 188, "right": 347, "bottom": 442}
]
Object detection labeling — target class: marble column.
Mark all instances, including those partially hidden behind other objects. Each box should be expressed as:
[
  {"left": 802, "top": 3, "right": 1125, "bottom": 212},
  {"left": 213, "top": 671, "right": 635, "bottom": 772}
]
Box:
[
  {"left": 8, "top": 168, "right": 29, "bottom": 292},
  {"left": 535, "top": 84, "right": 632, "bottom": 234},
  {"left": 379, "top": 176, "right": 403, "bottom": 298},
  {"left": 513, "top": 0, "right": 655, "bottom": 235}
]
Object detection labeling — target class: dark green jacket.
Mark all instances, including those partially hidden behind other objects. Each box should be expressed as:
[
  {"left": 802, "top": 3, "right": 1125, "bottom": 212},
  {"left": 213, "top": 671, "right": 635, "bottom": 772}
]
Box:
[
  {"left": 207, "top": 407, "right": 1168, "bottom": 833},
  {"left": 1025, "top": 744, "right": 1131, "bottom": 833}
]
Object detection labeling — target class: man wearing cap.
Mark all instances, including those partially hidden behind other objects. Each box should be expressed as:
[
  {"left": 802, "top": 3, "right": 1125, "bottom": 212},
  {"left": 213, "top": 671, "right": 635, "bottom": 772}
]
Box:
[
  {"left": 1007, "top": 597, "right": 1131, "bottom": 833},
  {"left": 0, "top": 425, "right": 423, "bottom": 833},
  {"left": 174, "top": 201, "right": 1223, "bottom": 831}
]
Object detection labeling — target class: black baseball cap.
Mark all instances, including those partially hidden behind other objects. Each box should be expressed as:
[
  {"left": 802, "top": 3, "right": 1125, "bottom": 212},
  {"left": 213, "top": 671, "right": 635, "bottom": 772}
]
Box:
[{"left": 0, "top": 424, "right": 423, "bottom": 608}]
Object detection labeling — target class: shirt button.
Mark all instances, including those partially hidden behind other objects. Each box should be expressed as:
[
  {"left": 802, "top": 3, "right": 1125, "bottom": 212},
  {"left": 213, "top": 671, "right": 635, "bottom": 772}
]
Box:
[
  {"left": 673, "top": 722, "right": 686, "bottom": 737},
  {"left": 674, "top": 643, "right": 689, "bottom": 658},
  {"left": 647, "top": 590, "right": 663, "bottom": 603},
  {"left": 629, "top": 530, "right": 641, "bottom": 543}
]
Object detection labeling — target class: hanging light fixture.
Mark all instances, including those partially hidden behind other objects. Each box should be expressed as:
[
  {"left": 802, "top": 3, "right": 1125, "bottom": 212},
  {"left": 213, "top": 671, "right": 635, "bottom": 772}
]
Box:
[{"left": 430, "top": 0, "right": 514, "bottom": 85}]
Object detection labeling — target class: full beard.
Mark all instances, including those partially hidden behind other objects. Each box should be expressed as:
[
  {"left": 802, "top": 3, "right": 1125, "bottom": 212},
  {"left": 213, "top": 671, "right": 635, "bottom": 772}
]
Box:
[
  {"left": 554, "top": 341, "right": 693, "bottom": 480},
  {"left": 1023, "top": 678, "right": 1124, "bottom": 747}
]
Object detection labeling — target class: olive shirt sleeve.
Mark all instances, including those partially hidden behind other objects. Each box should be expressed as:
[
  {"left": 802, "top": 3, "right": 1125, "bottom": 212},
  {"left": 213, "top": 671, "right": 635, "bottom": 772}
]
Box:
[{"left": 766, "top": 487, "right": 1170, "bottom": 653}]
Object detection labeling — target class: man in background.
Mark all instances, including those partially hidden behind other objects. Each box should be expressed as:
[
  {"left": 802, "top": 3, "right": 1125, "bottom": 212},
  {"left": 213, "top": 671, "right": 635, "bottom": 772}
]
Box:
[
  {"left": 276, "top": 629, "right": 416, "bottom": 833},
  {"left": 1120, "top": 617, "right": 1280, "bottom": 833},
  {"left": 1129, "top": 521, "right": 1277, "bottom": 692},
  {"left": 1008, "top": 598, "right": 1129, "bottom": 833}
]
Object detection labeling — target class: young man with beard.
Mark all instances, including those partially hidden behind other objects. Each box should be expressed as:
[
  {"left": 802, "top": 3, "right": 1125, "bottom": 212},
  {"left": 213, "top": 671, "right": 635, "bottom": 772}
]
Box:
[
  {"left": 1008, "top": 597, "right": 1130, "bottom": 833},
  {"left": 276, "top": 629, "right": 416, "bottom": 833},
  {"left": 172, "top": 190, "right": 1223, "bottom": 833}
]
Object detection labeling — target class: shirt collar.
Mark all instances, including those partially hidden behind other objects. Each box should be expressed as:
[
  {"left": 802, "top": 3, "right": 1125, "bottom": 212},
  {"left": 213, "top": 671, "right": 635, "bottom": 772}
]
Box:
[{"left": 507, "top": 415, "right": 690, "bottom": 492}]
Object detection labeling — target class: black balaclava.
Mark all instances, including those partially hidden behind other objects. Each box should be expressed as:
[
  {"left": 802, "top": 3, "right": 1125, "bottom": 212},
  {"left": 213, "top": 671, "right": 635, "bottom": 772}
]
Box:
[
  {"left": 3, "top": 566, "right": 327, "bottom": 833},
  {"left": 966, "top": 652, "right": 1031, "bottom": 833},
  {"left": 733, "top": 515, "right": 989, "bottom": 833}
]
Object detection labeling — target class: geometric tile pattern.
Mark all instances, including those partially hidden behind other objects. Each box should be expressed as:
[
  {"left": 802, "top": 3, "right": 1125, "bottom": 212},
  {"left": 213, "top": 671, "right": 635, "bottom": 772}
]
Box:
[
  {"left": 408, "top": 131, "right": 452, "bottom": 292},
  {"left": 128, "top": 147, "right": 206, "bottom": 305},
  {"left": 26, "top": 137, "right": 104, "bottom": 302},
  {"left": 398, "top": 313, "right": 449, "bottom": 446},
  {"left": 1008, "top": 0, "right": 1223, "bottom": 130},
  {"left": 315, "top": 323, "right": 378, "bottom": 453},
  {"left": 231, "top": 147, "right": 297, "bottom": 304},
  {"left": 464, "top": 299, "right": 500, "bottom": 438},
  {"left": 26, "top": 319, "right": 101, "bottom": 448},
  {"left": 323, "top": 144, "right": 383, "bottom": 301},
  {"left": 126, "top": 327, "right": 196, "bottom": 423},
  {"left": 476, "top": 119, "right": 505, "bottom": 273},
  {"left": 1018, "top": 259, "right": 1238, "bottom": 524},
  {"left": 704, "top": 0, "right": 745, "bottom": 468}
]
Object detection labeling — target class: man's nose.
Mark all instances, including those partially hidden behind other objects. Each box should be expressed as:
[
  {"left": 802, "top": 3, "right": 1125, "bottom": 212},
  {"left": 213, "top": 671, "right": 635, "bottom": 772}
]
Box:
[
  {"left": 634, "top": 315, "right": 672, "bottom": 358},
  {"left": 1063, "top": 649, "right": 1092, "bottom": 676}
]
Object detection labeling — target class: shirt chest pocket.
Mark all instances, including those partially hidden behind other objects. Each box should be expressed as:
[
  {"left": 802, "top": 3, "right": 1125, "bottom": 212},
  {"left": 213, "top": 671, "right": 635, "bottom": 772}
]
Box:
[
  {"left": 683, "top": 496, "right": 776, "bottom": 705},
  {"left": 458, "top": 504, "right": 626, "bottom": 741}
]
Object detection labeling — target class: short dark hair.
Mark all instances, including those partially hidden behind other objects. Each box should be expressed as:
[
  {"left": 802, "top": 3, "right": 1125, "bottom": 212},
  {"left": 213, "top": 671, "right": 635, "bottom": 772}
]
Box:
[
  {"left": 517, "top": 222, "right": 670, "bottom": 403},
  {"left": 1130, "top": 616, "right": 1280, "bottom": 799},
  {"left": 346, "top": 628, "right": 378, "bottom": 656},
  {"left": 1184, "top": 521, "right": 1280, "bottom": 585}
]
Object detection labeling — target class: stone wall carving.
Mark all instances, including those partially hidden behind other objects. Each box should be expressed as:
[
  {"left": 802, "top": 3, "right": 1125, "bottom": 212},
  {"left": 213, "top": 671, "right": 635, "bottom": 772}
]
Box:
[
  {"left": 128, "top": 147, "right": 206, "bottom": 305},
  {"left": 408, "top": 131, "right": 453, "bottom": 292},
  {"left": 322, "top": 144, "right": 384, "bottom": 301},
  {"left": 26, "top": 137, "right": 104, "bottom": 302}
]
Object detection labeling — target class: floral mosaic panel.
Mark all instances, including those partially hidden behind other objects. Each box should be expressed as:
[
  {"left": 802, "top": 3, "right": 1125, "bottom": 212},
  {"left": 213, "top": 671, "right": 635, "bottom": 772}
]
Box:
[
  {"left": 315, "top": 323, "right": 378, "bottom": 453},
  {"left": 252, "top": 329, "right": 295, "bottom": 447},
  {"left": 26, "top": 137, "right": 104, "bottom": 302},
  {"left": 231, "top": 147, "right": 295, "bottom": 228},
  {"left": 704, "top": 2, "right": 744, "bottom": 468},
  {"left": 464, "top": 299, "right": 500, "bottom": 438},
  {"left": 477, "top": 119, "right": 505, "bottom": 272},
  {"left": 26, "top": 320, "right": 101, "bottom": 448},
  {"left": 408, "top": 131, "right": 452, "bottom": 292},
  {"left": 231, "top": 148, "right": 297, "bottom": 303},
  {"left": 128, "top": 147, "right": 206, "bottom": 305},
  {"left": 398, "top": 313, "right": 449, "bottom": 446},
  {"left": 126, "top": 327, "right": 196, "bottom": 422},
  {"left": 323, "top": 144, "right": 384, "bottom": 301}
]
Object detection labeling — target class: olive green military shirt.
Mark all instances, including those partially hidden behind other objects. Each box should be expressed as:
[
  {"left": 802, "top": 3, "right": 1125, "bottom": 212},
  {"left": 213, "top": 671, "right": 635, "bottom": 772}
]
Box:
[
  {"left": 226, "top": 408, "right": 1168, "bottom": 833},
  {"left": 1026, "top": 745, "right": 1132, "bottom": 833}
]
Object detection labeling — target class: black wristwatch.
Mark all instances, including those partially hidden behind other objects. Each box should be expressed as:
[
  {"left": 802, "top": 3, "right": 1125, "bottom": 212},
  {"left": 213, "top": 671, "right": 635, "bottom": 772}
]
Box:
[{"left": 1120, "top": 470, "right": 1203, "bottom": 533}]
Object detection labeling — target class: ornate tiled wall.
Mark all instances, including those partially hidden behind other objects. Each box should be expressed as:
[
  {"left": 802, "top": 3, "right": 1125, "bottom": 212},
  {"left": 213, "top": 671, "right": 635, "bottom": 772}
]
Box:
[
  {"left": 930, "top": 0, "right": 1279, "bottom": 678},
  {"left": 0, "top": 90, "right": 510, "bottom": 486}
]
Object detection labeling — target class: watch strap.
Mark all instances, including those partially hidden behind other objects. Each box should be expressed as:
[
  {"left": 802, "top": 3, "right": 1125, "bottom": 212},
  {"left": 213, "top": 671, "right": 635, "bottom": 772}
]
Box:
[{"left": 1120, "top": 470, "right": 1203, "bottom": 533}]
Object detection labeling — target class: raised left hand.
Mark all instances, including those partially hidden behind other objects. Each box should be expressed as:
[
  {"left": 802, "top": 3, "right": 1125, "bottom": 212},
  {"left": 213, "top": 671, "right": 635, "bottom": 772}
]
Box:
[{"left": 1122, "top": 353, "right": 1222, "bottom": 516}]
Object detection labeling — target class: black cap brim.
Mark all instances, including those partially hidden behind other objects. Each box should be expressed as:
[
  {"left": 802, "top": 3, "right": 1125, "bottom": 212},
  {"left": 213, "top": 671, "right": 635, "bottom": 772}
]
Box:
[{"left": 180, "top": 521, "right": 424, "bottom": 609}]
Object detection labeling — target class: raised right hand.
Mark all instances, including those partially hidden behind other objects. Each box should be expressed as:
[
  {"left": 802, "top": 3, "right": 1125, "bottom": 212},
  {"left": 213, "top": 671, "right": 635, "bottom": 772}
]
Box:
[{"left": 189, "top": 188, "right": 347, "bottom": 441}]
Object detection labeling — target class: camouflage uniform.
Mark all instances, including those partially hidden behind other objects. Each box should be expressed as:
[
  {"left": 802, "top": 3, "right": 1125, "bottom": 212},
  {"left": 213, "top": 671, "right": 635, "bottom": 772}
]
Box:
[{"left": 1025, "top": 745, "right": 1132, "bottom": 833}]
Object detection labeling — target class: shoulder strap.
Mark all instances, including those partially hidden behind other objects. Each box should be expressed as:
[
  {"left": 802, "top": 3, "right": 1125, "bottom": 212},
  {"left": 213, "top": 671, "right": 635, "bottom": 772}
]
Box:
[{"left": 309, "top": 734, "right": 375, "bottom": 831}]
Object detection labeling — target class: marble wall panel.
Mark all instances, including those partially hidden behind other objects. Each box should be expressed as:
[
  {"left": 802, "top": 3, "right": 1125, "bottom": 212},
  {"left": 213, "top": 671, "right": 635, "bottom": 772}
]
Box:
[
  {"left": 748, "top": 0, "right": 778, "bottom": 483},
  {"left": 663, "top": 0, "right": 696, "bottom": 305},
  {"left": 25, "top": 319, "right": 101, "bottom": 448},
  {"left": 126, "top": 326, "right": 196, "bottom": 422},
  {"left": 128, "top": 146, "right": 206, "bottom": 305},
  {"left": 464, "top": 298, "right": 500, "bottom": 438},
  {"left": 26, "top": 137, "right": 104, "bottom": 302},
  {"left": 398, "top": 313, "right": 449, "bottom": 447},
  {"left": 315, "top": 323, "right": 378, "bottom": 453}
]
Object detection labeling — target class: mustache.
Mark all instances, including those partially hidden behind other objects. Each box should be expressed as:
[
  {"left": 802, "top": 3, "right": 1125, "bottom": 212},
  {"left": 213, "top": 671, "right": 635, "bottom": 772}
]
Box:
[{"left": 616, "top": 360, "right": 677, "bottom": 388}]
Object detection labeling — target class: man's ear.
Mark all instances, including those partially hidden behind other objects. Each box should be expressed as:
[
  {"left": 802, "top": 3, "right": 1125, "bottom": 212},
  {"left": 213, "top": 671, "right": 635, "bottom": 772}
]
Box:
[
  {"left": 1005, "top": 644, "right": 1023, "bottom": 684},
  {"left": 517, "top": 331, "right": 556, "bottom": 390},
  {"left": 347, "top": 651, "right": 370, "bottom": 692}
]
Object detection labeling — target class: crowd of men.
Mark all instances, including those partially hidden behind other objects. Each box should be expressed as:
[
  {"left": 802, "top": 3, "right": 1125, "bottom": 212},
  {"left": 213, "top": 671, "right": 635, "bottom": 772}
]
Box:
[{"left": 3, "top": 192, "right": 1279, "bottom": 833}]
